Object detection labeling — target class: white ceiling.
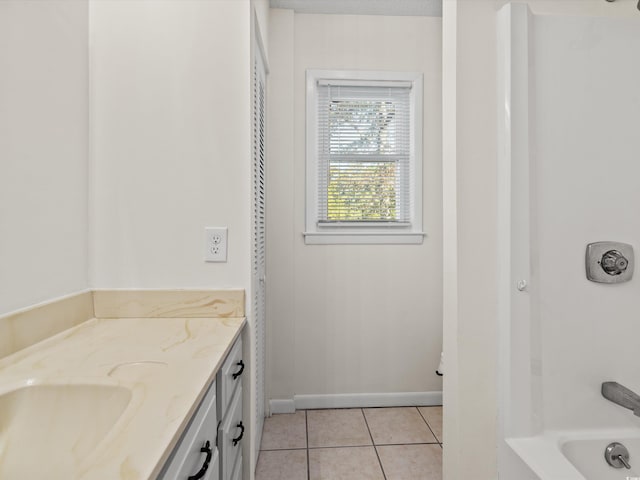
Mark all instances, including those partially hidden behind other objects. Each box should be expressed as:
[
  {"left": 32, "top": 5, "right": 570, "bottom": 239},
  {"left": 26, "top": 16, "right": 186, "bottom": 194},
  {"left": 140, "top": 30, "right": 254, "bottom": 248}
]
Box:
[{"left": 268, "top": 0, "right": 443, "bottom": 17}]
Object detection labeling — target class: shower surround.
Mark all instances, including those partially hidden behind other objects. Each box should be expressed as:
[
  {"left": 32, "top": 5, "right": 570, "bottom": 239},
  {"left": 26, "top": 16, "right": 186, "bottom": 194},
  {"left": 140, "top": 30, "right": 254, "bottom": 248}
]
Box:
[{"left": 497, "top": 4, "right": 640, "bottom": 479}]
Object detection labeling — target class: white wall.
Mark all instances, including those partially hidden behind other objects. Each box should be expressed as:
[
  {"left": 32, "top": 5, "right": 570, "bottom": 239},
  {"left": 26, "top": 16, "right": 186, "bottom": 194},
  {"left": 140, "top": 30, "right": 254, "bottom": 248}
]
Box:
[
  {"left": 441, "top": 2, "right": 460, "bottom": 478},
  {"left": 90, "top": 2, "right": 265, "bottom": 476},
  {"left": 89, "top": 0, "right": 252, "bottom": 290},
  {"left": 533, "top": 13, "right": 640, "bottom": 431},
  {"left": 267, "top": 11, "right": 443, "bottom": 405},
  {"left": 253, "top": 0, "right": 270, "bottom": 64},
  {"left": 443, "top": 1, "right": 640, "bottom": 479},
  {"left": 443, "top": 2, "right": 501, "bottom": 477},
  {"left": 0, "top": 0, "right": 89, "bottom": 315}
]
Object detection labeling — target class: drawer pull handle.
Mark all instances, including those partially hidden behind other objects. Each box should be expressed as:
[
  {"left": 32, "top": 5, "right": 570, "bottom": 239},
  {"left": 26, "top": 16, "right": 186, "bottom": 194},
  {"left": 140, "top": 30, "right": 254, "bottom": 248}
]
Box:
[
  {"left": 232, "top": 422, "right": 245, "bottom": 446},
  {"left": 188, "top": 440, "right": 213, "bottom": 480},
  {"left": 232, "top": 360, "right": 245, "bottom": 380},
  {"left": 215, "top": 420, "right": 222, "bottom": 448}
]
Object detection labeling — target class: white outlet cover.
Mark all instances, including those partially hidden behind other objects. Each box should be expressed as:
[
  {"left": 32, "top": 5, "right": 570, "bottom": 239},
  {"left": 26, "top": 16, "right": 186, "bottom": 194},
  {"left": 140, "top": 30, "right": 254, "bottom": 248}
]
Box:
[{"left": 204, "top": 227, "right": 228, "bottom": 262}]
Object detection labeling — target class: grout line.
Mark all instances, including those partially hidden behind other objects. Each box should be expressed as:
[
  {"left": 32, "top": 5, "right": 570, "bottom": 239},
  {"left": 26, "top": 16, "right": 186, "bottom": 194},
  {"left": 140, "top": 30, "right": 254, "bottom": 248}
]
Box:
[
  {"left": 307, "top": 444, "right": 380, "bottom": 450},
  {"left": 366, "top": 442, "right": 440, "bottom": 447},
  {"left": 362, "top": 408, "right": 387, "bottom": 480},
  {"left": 305, "top": 410, "right": 310, "bottom": 480},
  {"left": 306, "top": 442, "right": 439, "bottom": 449},
  {"left": 361, "top": 408, "right": 375, "bottom": 445},
  {"left": 260, "top": 447, "right": 308, "bottom": 452},
  {"left": 416, "top": 406, "right": 441, "bottom": 444}
]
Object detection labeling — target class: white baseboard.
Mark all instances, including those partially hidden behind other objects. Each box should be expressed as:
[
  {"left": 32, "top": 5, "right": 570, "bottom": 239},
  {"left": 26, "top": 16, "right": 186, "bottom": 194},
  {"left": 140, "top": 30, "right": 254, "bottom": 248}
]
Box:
[
  {"left": 269, "top": 398, "right": 296, "bottom": 414},
  {"left": 270, "top": 391, "right": 442, "bottom": 413}
]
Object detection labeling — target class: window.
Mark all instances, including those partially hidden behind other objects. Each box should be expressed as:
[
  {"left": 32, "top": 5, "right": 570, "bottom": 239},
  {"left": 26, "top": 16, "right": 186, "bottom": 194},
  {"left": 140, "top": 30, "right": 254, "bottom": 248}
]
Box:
[{"left": 305, "top": 70, "right": 424, "bottom": 244}]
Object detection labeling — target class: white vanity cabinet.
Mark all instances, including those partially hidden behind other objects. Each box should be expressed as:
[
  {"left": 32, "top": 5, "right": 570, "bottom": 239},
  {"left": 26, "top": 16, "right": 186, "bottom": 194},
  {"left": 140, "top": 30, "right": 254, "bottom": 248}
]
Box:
[
  {"left": 159, "top": 336, "right": 244, "bottom": 480},
  {"left": 217, "top": 337, "right": 244, "bottom": 480},
  {"left": 159, "top": 380, "right": 219, "bottom": 480}
]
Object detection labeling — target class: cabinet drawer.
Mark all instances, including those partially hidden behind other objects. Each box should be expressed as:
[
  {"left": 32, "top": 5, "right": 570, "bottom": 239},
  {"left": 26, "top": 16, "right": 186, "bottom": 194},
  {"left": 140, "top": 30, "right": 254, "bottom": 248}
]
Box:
[
  {"left": 217, "top": 338, "right": 243, "bottom": 417},
  {"left": 219, "top": 387, "right": 243, "bottom": 480},
  {"left": 160, "top": 381, "right": 219, "bottom": 480}
]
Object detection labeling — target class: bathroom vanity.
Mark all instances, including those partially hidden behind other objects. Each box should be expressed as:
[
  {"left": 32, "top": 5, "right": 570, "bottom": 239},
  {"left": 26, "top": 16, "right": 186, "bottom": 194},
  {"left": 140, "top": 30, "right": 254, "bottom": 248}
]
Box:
[
  {"left": 160, "top": 337, "right": 245, "bottom": 480},
  {"left": 0, "top": 289, "right": 246, "bottom": 480}
]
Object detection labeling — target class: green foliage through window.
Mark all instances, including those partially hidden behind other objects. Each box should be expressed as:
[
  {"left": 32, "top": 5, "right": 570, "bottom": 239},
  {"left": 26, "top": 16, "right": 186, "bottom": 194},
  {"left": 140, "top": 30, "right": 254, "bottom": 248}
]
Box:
[
  {"left": 325, "top": 99, "right": 400, "bottom": 222},
  {"left": 327, "top": 162, "right": 397, "bottom": 221}
]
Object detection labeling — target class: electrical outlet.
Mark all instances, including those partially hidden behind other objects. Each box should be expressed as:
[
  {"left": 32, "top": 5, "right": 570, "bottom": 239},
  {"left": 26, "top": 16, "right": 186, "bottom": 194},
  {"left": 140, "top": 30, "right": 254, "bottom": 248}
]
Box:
[{"left": 204, "top": 227, "right": 228, "bottom": 262}]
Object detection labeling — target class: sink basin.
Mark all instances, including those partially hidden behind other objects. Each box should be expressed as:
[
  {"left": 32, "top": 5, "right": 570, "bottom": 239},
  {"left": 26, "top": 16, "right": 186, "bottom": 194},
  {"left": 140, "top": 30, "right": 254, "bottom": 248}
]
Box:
[{"left": 0, "top": 383, "right": 132, "bottom": 478}]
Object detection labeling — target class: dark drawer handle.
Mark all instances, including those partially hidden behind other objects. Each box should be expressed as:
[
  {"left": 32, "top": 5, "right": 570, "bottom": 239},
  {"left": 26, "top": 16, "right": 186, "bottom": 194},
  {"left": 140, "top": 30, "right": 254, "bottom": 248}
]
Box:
[
  {"left": 232, "top": 422, "right": 245, "bottom": 446},
  {"left": 232, "top": 360, "right": 244, "bottom": 380},
  {"left": 187, "top": 440, "right": 213, "bottom": 480}
]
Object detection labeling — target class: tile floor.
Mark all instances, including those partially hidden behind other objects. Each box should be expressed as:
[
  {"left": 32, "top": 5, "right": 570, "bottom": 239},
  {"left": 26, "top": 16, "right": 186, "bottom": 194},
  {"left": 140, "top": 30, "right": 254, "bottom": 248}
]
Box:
[{"left": 256, "top": 406, "right": 442, "bottom": 480}]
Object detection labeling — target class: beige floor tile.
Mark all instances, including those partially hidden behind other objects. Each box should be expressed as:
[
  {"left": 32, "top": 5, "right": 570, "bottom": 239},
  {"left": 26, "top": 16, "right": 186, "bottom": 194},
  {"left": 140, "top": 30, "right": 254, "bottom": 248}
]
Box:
[
  {"left": 256, "top": 450, "right": 308, "bottom": 480},
  {"left": 307, "top": 409, "right": 372, "bottom": 447},
  {"left": 377, "top": 444, "right": 442, "bottom": 480},
  {"left": 418, "top": 406, "right": 443, "bottom": 442},
  {"left": 309, "top": 447, "right": 385, "bottom": 480},
  {"left": 363, "top": 407, "right": 437, "bottom": 445},
  {"left": 260, "top": 411, "right": 307, "bottom": 450}
]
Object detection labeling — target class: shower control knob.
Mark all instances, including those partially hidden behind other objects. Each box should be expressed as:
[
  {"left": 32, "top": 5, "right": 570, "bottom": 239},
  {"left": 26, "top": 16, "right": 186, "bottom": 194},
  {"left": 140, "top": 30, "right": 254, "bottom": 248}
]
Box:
[
  {"left": 601, "top": 250, "right": 629, "bottom": 276},
  {"left": 586, "top": 242, "right": 634, "bottom": 284}
]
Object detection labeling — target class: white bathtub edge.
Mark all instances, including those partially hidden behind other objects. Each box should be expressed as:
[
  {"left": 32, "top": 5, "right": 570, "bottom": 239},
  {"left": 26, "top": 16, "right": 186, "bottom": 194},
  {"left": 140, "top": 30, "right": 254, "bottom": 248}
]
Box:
[{"left": 506, "top": 434, "right": 585, "bottom": 480}]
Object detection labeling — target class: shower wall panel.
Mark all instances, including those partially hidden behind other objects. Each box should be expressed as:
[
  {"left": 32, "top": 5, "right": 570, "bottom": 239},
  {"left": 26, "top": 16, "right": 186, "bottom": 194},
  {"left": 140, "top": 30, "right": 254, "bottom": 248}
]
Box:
[{"left": 532, "top": 14, "right": 640, "bottom": 431}]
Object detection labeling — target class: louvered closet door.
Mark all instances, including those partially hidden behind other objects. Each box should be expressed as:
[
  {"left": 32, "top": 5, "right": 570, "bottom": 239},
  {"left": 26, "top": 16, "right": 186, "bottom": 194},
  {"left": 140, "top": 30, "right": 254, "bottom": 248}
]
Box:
[{"left": 252, "top": 46, "right": 266, "bottom": 457}]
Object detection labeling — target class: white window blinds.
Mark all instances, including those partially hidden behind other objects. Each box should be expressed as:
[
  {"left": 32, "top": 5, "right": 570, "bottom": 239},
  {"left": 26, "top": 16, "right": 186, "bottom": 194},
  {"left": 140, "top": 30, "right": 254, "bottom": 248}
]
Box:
[{"left": 316, "top": 83, "right": 412, "bottom": 224}]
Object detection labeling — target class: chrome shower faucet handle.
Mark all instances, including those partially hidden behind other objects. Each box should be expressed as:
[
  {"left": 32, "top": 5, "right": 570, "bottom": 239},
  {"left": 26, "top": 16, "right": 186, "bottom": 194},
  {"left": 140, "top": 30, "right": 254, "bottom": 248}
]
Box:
[{"left": 586, "top": 242, "right": 634, "bottom": 284}]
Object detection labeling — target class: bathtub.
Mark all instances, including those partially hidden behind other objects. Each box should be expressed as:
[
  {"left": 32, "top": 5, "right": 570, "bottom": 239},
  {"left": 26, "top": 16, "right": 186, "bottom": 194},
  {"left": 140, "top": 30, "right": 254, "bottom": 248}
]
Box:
[{"left": 508, "top": 429, "right": 640, "bottom": 480}]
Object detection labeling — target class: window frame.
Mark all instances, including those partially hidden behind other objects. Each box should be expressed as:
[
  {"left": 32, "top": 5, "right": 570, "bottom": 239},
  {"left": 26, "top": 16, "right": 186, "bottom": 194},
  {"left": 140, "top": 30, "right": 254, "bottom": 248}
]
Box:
[{"left": 304, "top": 69, "right": 425, "bottom": 245}]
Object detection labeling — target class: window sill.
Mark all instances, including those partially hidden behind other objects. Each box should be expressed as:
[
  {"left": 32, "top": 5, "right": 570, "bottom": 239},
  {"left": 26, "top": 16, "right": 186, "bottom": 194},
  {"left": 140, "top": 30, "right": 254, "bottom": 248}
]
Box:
[{"left": 303, "top": 232, "right": 426, "bottom": 245}]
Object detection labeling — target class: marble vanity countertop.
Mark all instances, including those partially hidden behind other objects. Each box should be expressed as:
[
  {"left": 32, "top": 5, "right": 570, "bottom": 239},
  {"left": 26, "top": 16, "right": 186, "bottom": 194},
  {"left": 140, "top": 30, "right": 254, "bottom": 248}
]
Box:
[{"left": 0, "top": 315, "right": 245, "bottom": 480}]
